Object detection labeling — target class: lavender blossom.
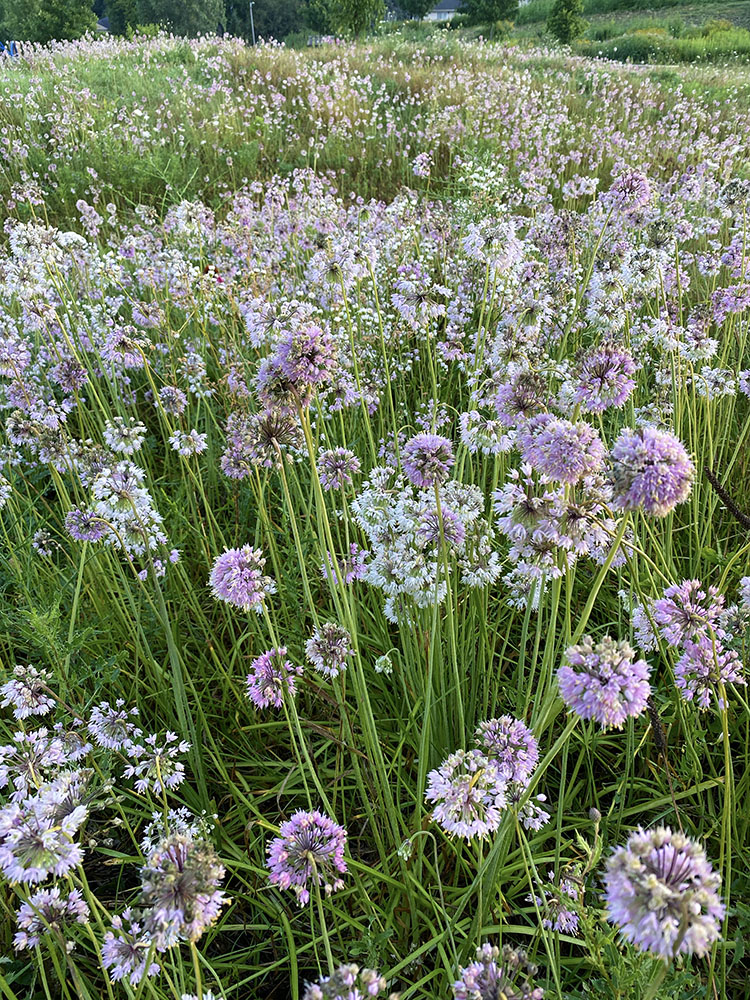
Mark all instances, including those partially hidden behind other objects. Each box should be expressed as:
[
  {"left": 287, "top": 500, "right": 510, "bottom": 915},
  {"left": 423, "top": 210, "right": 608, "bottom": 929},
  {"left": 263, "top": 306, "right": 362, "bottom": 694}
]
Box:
[
  {"left": 304, "top": 964, "right": 394, "bottom": 1000},
  {"left": 88, "top": 700, "right": 140, "bottom": 750},
  {"left": 65, "top": 506, "right": 108, "bottom": 542},
  {"left": 245, "top": 648, "right": 303, "bottom": 709},
  {"left": 426, "top": 749, "right": 507, "bottom": 840},
  {"left": 610, "top": 427, "right": 694, "bottom": 517},
  {"left": 675, "top": 636, "right": 745, "bottom": 710},
  {"left": 266, "top": 809, "right": 347, "bottom": 905},
  {"left": 140, "top": 830, "right": 226, "bottom": 945},
  {"left": 123, "top": 732, "right": 191, "bottom": 794},
  {"left": 318, "top": 448, "right": 361, "bottom": 490},
  {"left": 573, "top": 343, "right": 636, "bottom": 413},
  {"left": 604, "top": 827, "right": 724, "bottom": 959},
  {"left": 558, "top": 636, "right": 651, "bottom": 729},
  {"left": 1, "top": 664, "right": 55, "bottom": 719},
  {"left": 102, "top": 908, "right": 160, "bottom": 985},
  {"left": 209, "top": 546, "right": 276, "bottom": 613},
  {"left": 14, "top": 886, "right": 89, "bottom": 951},
  {"left": 305, "top": 623, "right": 353, "bottom": 679},
  {"left": 402, "top": 433, "right": 454, "bottom": 488},
  {"left": 475, "top": 716, "right": 539, "bottom": 784},
  {"left": 653, "top": 580, "right": 725, "bottom": 647},
  {"left": 518, "top": 415, "right": 605, "bottom": 484},
  {"left": 0, "top": 787, "right": 87, "bottom": 883},
  {"left": 453, "top": 943, "right": 544, "bottom": 1000}
]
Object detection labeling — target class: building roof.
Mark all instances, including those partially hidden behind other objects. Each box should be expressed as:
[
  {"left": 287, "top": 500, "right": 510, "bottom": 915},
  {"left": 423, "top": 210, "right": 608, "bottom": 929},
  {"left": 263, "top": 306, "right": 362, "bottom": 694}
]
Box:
[{"left": 430, "top": 0, "right": 464, "bottom": 11}]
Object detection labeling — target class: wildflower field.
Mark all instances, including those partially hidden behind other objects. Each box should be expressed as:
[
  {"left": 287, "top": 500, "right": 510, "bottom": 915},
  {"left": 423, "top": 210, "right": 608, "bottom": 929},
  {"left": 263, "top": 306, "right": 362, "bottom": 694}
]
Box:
[{"left": 2, "top": 30, "right": 750, "bottom": 1000}]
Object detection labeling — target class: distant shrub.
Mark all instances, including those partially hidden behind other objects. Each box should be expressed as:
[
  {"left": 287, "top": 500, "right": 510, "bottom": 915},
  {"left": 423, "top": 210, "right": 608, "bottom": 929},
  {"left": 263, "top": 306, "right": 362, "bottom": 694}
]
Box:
[{"left": 547, "top": 0, "right": 587, "bottom": 44}]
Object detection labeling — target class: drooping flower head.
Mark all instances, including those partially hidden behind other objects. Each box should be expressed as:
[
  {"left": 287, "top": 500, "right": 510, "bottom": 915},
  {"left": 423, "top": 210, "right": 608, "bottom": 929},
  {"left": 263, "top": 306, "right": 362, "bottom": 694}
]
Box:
[
  {"left": 531, "top": 870, "right": 580, "bottom": 936},
  {"left": 475, "top": 716, "right": 539, "bottom": 784},
  {"left": 573, "top": 343, "right": 636, "bottom": 413},
  {"left": 604, "top": 826, "right": 724, "bottom": 959},
  {"left": 453, "top": 943, "right": 544, "bottom": 1000},
  {"left": 402, "top": 433, "right": 454, "bottom": 488},
  {"left": 303, "top": 964, "right": 393, "bottom": 1000},
  {"left": 88, "top": 700, "right": 140, "bottom": 750},
  {"left": 209, "top": 546, "right": 276, "bottom": 613},
  {"left": 606, "top": 170, "right": 651, "bottom": 215},
  {"left": 675, "top": 636, "right": 745, "bottom": 710},
  {"left": 14, "top": 886, "right": 90, "bottom": 951},
  {"left": 317, "top": 448, "right": 361, "bottom": 491},
  {"left": 0, "top": 785, "right": 87, "bottom": 884},
  {"left": 101, "top": 908, "right": 160, "bottom": 986},
  {"left": 558, "top": 636, "right": 651, "bottom": 729},
  {"left": 653, "top": 580, "right": 724, "bottom": 648},
  {"left": 266, "top": 809, "right": 347, "bottom": 906},
  {"left": 518, "top": 415, "right": 605, "bottom": 484},
  {"left": 245, "top": 647, "right": 303, "bottom": 709},
  {"left": 426, "top": 749, "right": 507, "bottom": 840},
  {"left": 611, "top": 427, "right": 694, "bottom": 517},
  {"left": 65, "top": 506, "right": 109, "bottom": 542},
  {"left": 305, "top": 623, "right": 353, "bottom": 679},
  {"left": 1, "top": 664, "right": 55, "bottom": 719},
  {"left": 140, "top": 830, "right": 226, "bottom": 946}
]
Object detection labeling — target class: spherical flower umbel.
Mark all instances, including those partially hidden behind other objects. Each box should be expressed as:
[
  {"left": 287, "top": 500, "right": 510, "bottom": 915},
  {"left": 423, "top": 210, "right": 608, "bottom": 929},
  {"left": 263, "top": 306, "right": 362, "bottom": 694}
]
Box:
[
  {"left": 426, "top": 749, "right": 507, "bottom": 840},
  {"left": 475, "top": 716, "right": 539, "bottom": 784},
  {"left": 558, "top": 636, "right": 651, "bottom": 729},
  {"left": 610, "top": 427, "right": 694, "bottom": 517},
  {"left": 305, "top": 623, "right": 353, "bottom": 679},
  {"left": 604, "top": 826, "right": 724, "bottom": 959},
  {"left": 140, "top": 831, "right": 226, "bottom": 946},
  {"left": 209, "top": 546, "right": 276, "bottom": 613},
  {"left": 14, "top": 886, "right": 90, "bottom": 951},
  {"left": 402, "top": 433, "right": 455, "bottom": 488},
  {"left": 102, "top": 908, "right": 160, "bottom": 986},
  {"left": 573, "top": 343, "right": 636, "bottom": 413},
  {"left": 453, "top": 943, "right": 544, "bottom": 1000},
  {"left": 318, "top": 448, "right": 361, "bottom": 491},
  {"left": 246, "top": 648, "right": 303, "bottom": 709},
  {"left": 1, "top": 664, "right": 55, "bottom": 720},
  {"left": 517, "top": 414, "right": 605, "bottom": 484},
  {"left": 303, "top": 964, "right": 394, "bottom": 1000},
  {"left": 266, "top": 809, "right": 347, "bottom": 906},
  {"left": 675, "top": 636, "right": 745, "bottom": 710},
  {"left": 653, "top": 579, "right": 725, "bottom": 648}
]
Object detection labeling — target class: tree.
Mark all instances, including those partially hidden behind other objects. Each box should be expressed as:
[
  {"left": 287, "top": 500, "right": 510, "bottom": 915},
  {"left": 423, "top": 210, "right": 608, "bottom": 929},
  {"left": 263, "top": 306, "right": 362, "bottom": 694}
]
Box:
[
  {"left": 135, "top": 0, "right": 225, "bottom": 35},
  {"left": 400, "top": 0, "right": 433, "bottom": 19},
  {"left": 330, "top": 0, "right": 384, "bottom": 36},
  {"left": 104, "top": 0, "right": 139, "bottom": 33},
  {"left": 225, "top": 0, "right": 306, "bottom": 41},
  {"left": 546, "top": 0, "right": 586, "bottom": 43},
  {"left": 0, "top": 0, "right": 96, "bottom": 42},
  {"left": 464, "top": 0, "right": 519, "bottom": 23}
]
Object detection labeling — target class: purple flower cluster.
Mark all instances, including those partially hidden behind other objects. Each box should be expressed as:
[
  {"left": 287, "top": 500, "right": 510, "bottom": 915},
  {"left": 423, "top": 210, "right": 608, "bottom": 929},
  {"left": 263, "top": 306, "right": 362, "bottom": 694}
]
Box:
[
  {"left": 245, "top": 647, "right": 303, "bottom": 709},
  {"left": 209, "top": 545, "right": 276, "bottom": 613},
  {"left": 305, "top": 623, "right": 353, "bottom": 678},
  {"left": 610, "top": 427, "right": 694, "bottom": 517},
  {"left": 475, "top": 716, "right": 539, "bottom": 784},
  {"left": 266, "top": 809, "right": 348, "bottom": 905},
  {"left": 402, "top": 433, "right": 455, "bottom": 488},
  {"left": 453, "top": 943, "right": 544, "bottom": 1000},
  {"left": 604, "top": 826, "right": 724, "bottom": 959},
  {"left": 426, "top": 749, "right": 507, "bottom": 840},
  {"left": 573, "top": 342, "right": 636, "bottom": 413},
  {"left": 318, "top": 447, "right": 361, "bottom": 490},
  {"left": 517, "top": 415, "right": 605, "bottom": 484},
  {"left": 558, "top": 636, "right": 651, "bottom": 729},
  {"left": 0, "top": 664, "right": 55, "bottom": 719},
  {"left": 14, "top": 886, "right": 90, "bottom": 951},
  {"left": 303, "top": 964, "right": 394, "bottom": 1000}
]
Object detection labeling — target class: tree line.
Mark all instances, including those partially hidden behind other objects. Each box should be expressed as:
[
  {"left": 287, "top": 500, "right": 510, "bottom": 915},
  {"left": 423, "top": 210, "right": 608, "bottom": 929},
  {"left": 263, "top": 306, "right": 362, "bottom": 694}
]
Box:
[{"left": 1, "top": 0, "right": 586, "bottom": 48}]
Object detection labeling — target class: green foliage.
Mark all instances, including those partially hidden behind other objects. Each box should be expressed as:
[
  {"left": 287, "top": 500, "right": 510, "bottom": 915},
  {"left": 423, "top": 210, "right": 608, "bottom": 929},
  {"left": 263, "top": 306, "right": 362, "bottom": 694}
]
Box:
[
  {"left": 104, "top": 0, "right": 139, "bottom": 34},
  {"left": 0, "top": 0, "right": 96, "bottom": 42},
  {"left": 330, "top": 0, "right": 385, "bottom": 36},
  {"left": 400, "top": 0, "right": 435, "bottom": 19},
  {"left": 135, "top": 0, "right": 224, "bottom": 35},
  {"left": 225, "top": 0, "right": 308, "bottom": 41},
  {"left": 465, "top": 0, "right": 520, "bottom": 25},
  {"left": 547, "top": 0, "right": 587, "bottom": 43}
]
